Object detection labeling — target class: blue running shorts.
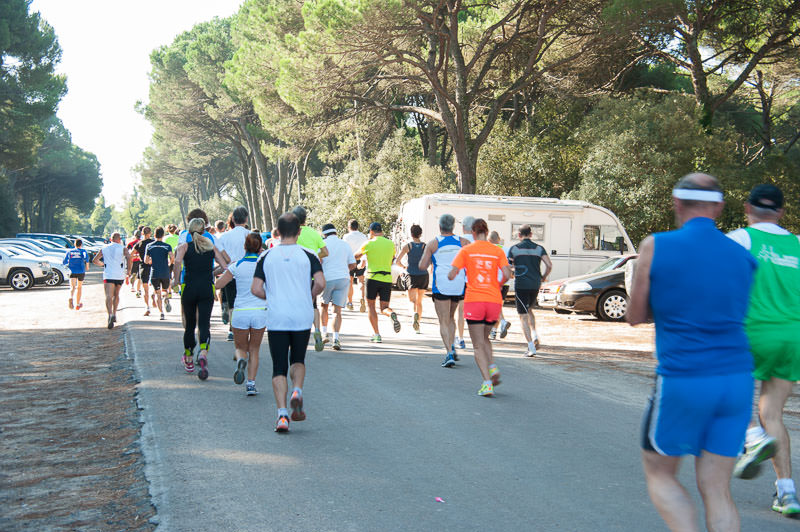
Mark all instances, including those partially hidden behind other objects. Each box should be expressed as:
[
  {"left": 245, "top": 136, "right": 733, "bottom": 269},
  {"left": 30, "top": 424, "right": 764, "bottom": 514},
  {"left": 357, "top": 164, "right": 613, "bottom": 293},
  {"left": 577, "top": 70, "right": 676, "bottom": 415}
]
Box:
[{"left": 641, "top": 372, "right": 753, "bottom": 457}]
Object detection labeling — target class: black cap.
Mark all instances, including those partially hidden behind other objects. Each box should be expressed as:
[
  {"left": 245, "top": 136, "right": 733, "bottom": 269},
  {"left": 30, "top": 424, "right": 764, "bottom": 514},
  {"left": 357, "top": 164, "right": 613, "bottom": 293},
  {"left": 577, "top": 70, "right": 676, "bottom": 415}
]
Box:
[
  {"left": 321, "top": 223, "right": 337, "bottom": 236},
  {"left": 748, "top": 184, "right": 784, "bottom": 210},
  {"left": 369, "top": 222, "right": 382, "bottom": 232}
]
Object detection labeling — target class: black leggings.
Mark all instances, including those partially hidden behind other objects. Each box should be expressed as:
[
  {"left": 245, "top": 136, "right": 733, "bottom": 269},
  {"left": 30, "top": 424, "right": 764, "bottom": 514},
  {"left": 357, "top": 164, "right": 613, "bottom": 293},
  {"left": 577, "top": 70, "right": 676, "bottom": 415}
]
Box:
[
  {"left": 268, "top": 330, "right": 310, "bottom": 377},
  {"left": 182, "top": 284, "right": 214, "bottom": 350}
]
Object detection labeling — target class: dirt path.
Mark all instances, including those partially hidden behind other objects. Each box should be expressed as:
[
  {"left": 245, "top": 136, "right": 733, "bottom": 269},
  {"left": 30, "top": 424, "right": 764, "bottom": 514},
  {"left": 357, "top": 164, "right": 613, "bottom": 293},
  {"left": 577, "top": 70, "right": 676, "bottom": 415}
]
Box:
[{"left": 0, "top": 272, "right": 155, "bottom": 531}]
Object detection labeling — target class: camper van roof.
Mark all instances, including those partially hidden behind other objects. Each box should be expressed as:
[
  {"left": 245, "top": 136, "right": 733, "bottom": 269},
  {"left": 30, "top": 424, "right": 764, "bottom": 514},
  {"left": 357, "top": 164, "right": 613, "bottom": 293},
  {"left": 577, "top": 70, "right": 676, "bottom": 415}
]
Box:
[{"left": 422, "top": 194, "right": 589, "bottom": 208}]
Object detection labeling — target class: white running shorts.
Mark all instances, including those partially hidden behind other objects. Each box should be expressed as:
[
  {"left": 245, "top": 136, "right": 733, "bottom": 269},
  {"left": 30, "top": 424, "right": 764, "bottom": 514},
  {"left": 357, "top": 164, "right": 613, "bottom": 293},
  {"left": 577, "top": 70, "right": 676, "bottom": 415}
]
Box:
[
  {"left": 231, "top": 308, "right": 267, "bottom": 330},
  {"left": 322, "top": 277, "right": 350, "bottom": 307}
]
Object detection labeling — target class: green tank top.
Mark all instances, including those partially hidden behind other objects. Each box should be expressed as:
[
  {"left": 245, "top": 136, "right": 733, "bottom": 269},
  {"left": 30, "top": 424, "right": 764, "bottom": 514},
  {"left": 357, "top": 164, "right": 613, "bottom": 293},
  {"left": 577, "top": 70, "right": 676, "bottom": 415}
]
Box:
[{"left": 744, "top": 226, "right": 800, "bottom": 330}]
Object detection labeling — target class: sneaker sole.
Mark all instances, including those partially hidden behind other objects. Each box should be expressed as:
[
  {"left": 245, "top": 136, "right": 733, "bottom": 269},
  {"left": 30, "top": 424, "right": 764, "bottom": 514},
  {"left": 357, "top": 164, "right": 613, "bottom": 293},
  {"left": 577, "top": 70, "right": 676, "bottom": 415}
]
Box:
[
  {"left": 442, "top": 360, "right": 455, "bottom": 368},
  {"left": 391, "top": 313, "right": 401, "bottom": 333},
  {"left": 275, "top": 424, "right": 289, "bottom": 433},
  {"left": 736, "top": 440, "right": 778, "bottom": 479},
  {"left": 500, "top": 325, "right": 510, "bottom": 339},
  {"left": 333, "top": 343, "right": 341, "bottom": 351},
  {"left": 491, "top": 374, "right": 501, "bottom": 386},
  {"left": 165, "top": 301, "right": 172, "bottom": 313},
  {"left": 290, "top": 396, "right": 306, "bottom": 421},
  {"left": 198, "top": 358, "right": 208, "bottom": 381},
  {"left": 314, "top": 334, "right": 324, "bottom": 352},
  {"left": 233, "top": 359, "right": 247, "bottom": 385},
  {"left": 247, "top": 390, "right": 257, "bottom": 396}
]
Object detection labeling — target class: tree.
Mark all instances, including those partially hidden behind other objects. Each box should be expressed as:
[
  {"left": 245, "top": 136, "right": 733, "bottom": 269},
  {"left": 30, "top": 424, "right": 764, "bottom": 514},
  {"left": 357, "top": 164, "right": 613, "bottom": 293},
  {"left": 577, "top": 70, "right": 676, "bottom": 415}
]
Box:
[
  {"left": 89, "top": 196, "right": 113, "bottom": 235},
  {"left": 274, "top": 0, "right": 629, "bottom": 193},
  {"left": 119, "top": 188, "right": 147, "bottom": 233}
]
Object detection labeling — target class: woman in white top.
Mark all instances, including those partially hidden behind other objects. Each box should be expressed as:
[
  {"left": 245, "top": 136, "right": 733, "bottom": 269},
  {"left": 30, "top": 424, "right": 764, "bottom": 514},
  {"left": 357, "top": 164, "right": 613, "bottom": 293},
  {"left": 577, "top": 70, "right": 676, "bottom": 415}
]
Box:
[{"left": 215, "top": 232, "right": 267, "bottom": 396}]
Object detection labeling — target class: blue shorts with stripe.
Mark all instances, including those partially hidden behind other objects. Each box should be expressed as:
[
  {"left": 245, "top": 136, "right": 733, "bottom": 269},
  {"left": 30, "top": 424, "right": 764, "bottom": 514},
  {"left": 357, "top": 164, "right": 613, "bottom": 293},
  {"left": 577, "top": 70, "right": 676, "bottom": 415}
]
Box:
[{"left": 641, "top": 372, "right": 753, "bottom": 457}]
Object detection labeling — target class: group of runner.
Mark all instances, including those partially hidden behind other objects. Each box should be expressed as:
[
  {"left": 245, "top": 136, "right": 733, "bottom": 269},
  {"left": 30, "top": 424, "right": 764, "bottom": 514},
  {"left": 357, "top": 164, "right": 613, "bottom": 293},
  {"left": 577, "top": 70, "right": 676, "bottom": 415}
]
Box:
[{"left": 628, "top": 177, "right": 800, "bottom": 528}]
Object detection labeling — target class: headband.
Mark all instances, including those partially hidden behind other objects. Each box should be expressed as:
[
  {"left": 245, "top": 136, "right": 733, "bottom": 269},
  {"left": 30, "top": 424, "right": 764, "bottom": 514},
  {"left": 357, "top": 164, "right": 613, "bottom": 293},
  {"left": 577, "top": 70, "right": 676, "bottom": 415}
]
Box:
[{"left": 672, "top": 188, "right": 723, "bottom": 202}]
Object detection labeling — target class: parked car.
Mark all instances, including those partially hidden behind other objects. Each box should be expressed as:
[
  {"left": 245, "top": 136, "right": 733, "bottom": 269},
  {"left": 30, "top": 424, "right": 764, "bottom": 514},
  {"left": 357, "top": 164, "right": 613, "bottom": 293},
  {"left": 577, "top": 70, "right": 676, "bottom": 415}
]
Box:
[
  {"left": 17, "top": 232, "right": 75, "bottom": 249},
  {"left": 538, "top": 254, "right": 638, "bottom": 321},
  {"left": 0, "top": 247, "right": 52, "bottom": 290},
  {"left": 0, "top": 243, "right": 68, "bottom": 286}
]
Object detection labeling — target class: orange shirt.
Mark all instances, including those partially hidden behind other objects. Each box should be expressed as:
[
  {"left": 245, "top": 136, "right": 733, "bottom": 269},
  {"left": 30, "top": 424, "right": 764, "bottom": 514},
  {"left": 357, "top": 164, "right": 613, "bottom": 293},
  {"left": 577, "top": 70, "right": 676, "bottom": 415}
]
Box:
[{"left": 451, "top": 240, "right": 509, "bottom": 304}]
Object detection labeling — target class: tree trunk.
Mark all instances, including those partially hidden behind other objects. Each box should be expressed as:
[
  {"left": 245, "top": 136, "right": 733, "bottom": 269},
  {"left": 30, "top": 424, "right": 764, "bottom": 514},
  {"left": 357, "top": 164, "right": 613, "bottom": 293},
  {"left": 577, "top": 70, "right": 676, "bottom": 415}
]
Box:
[
  {"left": 177, "top": 195, "right": 188, "bottom": 230},
  {"left": 236, "top": 118, "right": 277, "bottom": 228},
  {"left": 427, "top": 123, "right": 439, "bottom": 167},
  {"left": 276, "top": 159, "right": 287, "bottom": 215}
]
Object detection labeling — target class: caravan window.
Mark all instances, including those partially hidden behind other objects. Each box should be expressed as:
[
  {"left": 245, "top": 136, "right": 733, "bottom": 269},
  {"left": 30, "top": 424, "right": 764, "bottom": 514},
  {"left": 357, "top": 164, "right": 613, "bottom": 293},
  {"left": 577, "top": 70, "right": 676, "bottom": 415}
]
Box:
[
  {"left": 510, "top": 223, "right": 545, "bottom": 243},
  {"left": 583, "top": 225, "right": 628, "bottom": 251}
]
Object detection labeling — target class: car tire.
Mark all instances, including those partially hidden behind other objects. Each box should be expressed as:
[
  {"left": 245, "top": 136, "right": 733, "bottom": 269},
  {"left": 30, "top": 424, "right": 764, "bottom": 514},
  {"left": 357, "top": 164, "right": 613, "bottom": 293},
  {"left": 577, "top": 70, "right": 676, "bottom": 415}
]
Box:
[
  {"left": 46, "top": 269, "right": 64, "bottom": 287},
  {"left": 554, "top": 308, "right": 571, "bottom": 314},
  {"left": 10, "top": 269, "right": 34, "bottom": 291},
  {"left": 597, "top": 289, "right": 627, "bottom": 321}
]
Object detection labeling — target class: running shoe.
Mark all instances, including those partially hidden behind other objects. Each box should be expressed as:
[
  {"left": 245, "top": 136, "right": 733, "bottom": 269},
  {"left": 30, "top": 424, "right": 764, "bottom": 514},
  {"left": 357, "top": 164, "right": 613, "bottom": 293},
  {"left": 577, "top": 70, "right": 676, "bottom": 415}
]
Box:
[
  {"left": 290, "top": 391, "right": 306, "bottom": 421},
  {"left": 346, "top": 302, "right": 354, "bottom": 311},
  {"left": 333, "top": 339, "right": 341, "bottom": 351},
  {"left": 524, "top": 348, "right": 536, "bottom": 358},
  {"left": 314, "top": 330, "right": 324, "bottom": 352},
  {"left": 734, "top": 435, "right": 777, "bottom": 479},
  {"left": 500, "top": 320, "right": 511, "bottom": 339},
  {"left": 391, "top": 312, "right": 401, "bottom": 333},
  {"left": 441, "top": 353, "right": 455, "bottom": 368},
  {"left": 144, "top": 309, "right": 150, "bottom": 317},
  {"left": 182, "top": 351, "right": 195, "bottom": 373},
  {"left": 773, "top": 492, "right": 800, "bottom": 517},
  {"left": 413, "top": 313, "right": 420, "bottom": 332},
  {"left": 76, "top": 303, "right": 83, "bottom": 310},
  {"left": 246, "top": 382, "right": 258, "bottom": 396},
  {"left": 165, "top": 299, "right": 171, "bottom": 313},
  {"left": 136, "top": 291, "right": 141, "bottom": 298},
  {"left": 197, "top": 354, "right": 209, "bottom": 381},
  {"left": 489, "top": 366, "right": 501, "bottom": 386},
  {"left": 227, "top": 331, "right": 234, "bottom": 342},
  {"left": 451, "top": 346, "right": 459, "bottom": 361},
  {"left": 534, "top": 337, "right": 540, "bottom": 349},
  {"left": 458, "top": 338, "right": 466, "bottom": 349},
  {"left": 160, "top": 313, "right": 165, "bottom": 321},
  {"left": 107, "top": 315, "right": 114, "bottom": 329},
  {"left": 477, "top": 383, "right": 494, "bottom": 397},
  {"left": 489, "top": 329, "right": 497, "bottom": 340},
  {"left": 68, "top": 298, "right": 74, "bottom": 309},
  {"left": 275, "top": 415, "right": 290, "bottom": 433},
  {"left": 233, "top": 358, "right": 247, "bottom": 385},
  {"left": 221, "top": 303, "right": 229, "bottom": 325},
  {"left": 359, "top": 299, "right": 366, "bottom": 313},
  {"left": 370, "top": 334, "right": 382, "bottom": 343},
  {"left": 323, "top": 333, "right": 331, "bottom": 344}
]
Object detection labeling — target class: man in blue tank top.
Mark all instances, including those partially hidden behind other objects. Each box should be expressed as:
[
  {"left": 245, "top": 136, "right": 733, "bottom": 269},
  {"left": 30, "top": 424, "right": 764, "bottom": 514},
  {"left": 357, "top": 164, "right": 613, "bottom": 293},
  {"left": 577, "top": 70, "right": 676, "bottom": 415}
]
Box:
[
  {"left": 628, "top": 173, "right": 757, "bottom": 532},
  {"left": 419, "top": 213, "right": 469, "bottom": 368}
]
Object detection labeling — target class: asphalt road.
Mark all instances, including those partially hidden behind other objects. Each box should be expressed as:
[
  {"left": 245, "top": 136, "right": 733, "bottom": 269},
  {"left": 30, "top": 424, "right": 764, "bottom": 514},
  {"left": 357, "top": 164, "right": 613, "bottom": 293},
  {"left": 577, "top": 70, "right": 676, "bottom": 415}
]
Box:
[{"left": 121, "top": 290, "right": 799, "bottom": 531}]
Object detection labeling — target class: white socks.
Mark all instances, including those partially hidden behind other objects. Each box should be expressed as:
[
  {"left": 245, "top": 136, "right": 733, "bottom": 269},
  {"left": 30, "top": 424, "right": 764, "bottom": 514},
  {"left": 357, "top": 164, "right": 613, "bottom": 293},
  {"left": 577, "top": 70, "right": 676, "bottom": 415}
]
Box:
[
  {"left": 333, "top": 332, "right": 339, "bottom": 340},
  {"left": 278, "top": 408, "right": 289, "bottom": 417},
  {"left": 528, "top": 342, "right": 536, "bottom": 352},
  {"left": 777, "top": 478, "right": 796, "bottom": 497},
  {"left": 746, "top": 425, "right": 766, "bottom": 445},
  {"left": 321, "top": 326, "right": 327, "bottom": 335}
]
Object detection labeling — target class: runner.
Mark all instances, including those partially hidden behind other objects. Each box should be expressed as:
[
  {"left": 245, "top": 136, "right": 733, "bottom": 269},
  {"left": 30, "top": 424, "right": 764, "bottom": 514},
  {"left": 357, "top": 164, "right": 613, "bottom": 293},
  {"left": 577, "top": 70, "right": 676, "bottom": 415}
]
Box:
[
  {"left": 394, "top": 224, "right": 427, "bottom": 333},
  {"left": 419, "top": 214, "right": 468, "bottom": 368},
  {"left": 448, "top": 218, "right": 510, "bottom": 396},
  {"left": 487, "top": 231, "right": 511, "bottom": 341},
  {"left": 92, "top": 232, "right": 131, "bottom": 329},
  {"left": 215, "top": 232, "right": 266, "bottom": 395},
  {"left": 126, "top": 229, "right": 142, "bottom": 296},
  {"left": 216, "top": 207, "right": 251, "bottom": 341},
  {"left": 728, "top": 184, "right": 800, "bottom": 517},
  {"left": 134, "top": 227, "right": 155, "bottom": 316},
  {"left": 252, "top": 212, "right": 325, "bottom": 433},
  {"left": 628, "top": 173, "right": 757, "bottom": 532},
  {"left": 343, "top": 219, "right": 369, "bottom": 312},
  {"left": 319, "top": 223, "right": 356, "bottom": 351},
  {"left": 144, "top": 227, "right": 174, "bottom": 320},
  {"left": 293, "top": 206, "right": 328, "bottom": 351},
  {"left": 507, "top": 225, "right": 552, "bottom": 356},
  {"left": 355, "top": 222, "right": 401, "bottom": 342},
  {"left": 172, "top": 218, "right": 229, "bottom": 380},
  {"left": 454, "top": 215, "right": 476, "bottom": 350},
  {"left": 62, "top": 238, "right": 90, "bottom": 310},
  {"left": 164, "top": 224, "right": 179, "bottom": 251},
  {"left": 215, "top": 220, "right": 227, "bottom": 234}
]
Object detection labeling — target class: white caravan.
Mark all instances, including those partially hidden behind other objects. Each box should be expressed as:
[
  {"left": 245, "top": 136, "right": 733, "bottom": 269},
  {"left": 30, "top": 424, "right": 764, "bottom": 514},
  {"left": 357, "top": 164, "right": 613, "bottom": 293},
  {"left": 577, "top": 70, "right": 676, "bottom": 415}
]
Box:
[{"left": 393, "top": 194, "right": 635, "bottom": 282}]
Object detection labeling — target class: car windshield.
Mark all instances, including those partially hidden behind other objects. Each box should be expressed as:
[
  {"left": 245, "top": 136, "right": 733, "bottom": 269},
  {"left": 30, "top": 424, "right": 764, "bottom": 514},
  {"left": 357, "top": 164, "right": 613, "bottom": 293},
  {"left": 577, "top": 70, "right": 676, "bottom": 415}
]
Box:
[{"left": 587, "top": 257, "right": 623, "bottom": 274}]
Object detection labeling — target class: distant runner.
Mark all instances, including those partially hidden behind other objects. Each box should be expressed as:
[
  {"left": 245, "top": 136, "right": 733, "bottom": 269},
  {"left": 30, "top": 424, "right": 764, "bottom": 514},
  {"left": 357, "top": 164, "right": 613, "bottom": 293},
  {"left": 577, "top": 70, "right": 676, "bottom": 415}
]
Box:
[
  {"left": 319, "top": 223, "right": 356, "bottom": 351},
  {"left": 126, "top": 229, "right": 142, "bottom": 296},
  {"left": 487, "top": 231, "right": 510, "bottom": 341},
  {"left": 144, "top": 227, "right": 174, "bottom": 320},
  {"left": 216, "top": 206, "right": 251, "bottom": 341},
  {"left": 355, "top": 222, "right": 401, "bottom": 342},
  {"left": 454, "top": 215, "right": 475, "bottom": 350},
  {"left": 395, "top": 224, "right": 427, "bottom": 333},
  {"left": 93, "top": 232, "right": 131, "bottom": 329},
  {"left": 729, "top": 184, "right": 800, "bottom": 517},
  {"left": 252, "top": 212, "right": 325, "bottom": 433},
  {"left": 134, "top": 227, "right": 155, "bottom": 316},
  {"left": 293, "top": 206, "right": 328, "bottom": 351},
  {"left": 63, "top": 238, "right": 90, "bottom": 310},
  {"left": 448, "top": 218, "right": 510, "bottom": 396},
  {"left": 343, "top": 219, "right": 368, "bottom": 312}
]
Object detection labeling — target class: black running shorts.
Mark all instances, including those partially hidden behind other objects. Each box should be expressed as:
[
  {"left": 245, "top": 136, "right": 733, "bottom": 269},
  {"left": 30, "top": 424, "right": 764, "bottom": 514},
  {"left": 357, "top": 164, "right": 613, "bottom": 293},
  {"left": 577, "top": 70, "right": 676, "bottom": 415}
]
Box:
[
  {"left": 70, "top": 273, "right": 85, "bottom": 281},
  {"left": 409, "top": 273, "right": 429, "bottom": 290},
  {"left": 151, "top": 278, "right": 170, "bottom": 290},
  {"left": 366, "top": 279, "right": 392, "bottom": 302},
  {"left": 515, "top": 288, "right": 539, "bottom": 314}
]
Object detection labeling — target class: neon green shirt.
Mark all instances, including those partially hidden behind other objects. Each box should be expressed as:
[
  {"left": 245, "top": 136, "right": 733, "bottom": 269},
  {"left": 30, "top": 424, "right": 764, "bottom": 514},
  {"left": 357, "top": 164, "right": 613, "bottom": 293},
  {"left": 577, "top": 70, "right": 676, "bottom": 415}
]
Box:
[
  {"left": 164, "top": 234, "right": 179, "bottom": 251},
  {"left": 360, "top": 236, "right": 394, "bottom": 283},
  {"left": 744, "top": 226, "right": 800, "bottom": 330},
  {"left": 297, "top": 226, "right": 325, "bottom": 255}
]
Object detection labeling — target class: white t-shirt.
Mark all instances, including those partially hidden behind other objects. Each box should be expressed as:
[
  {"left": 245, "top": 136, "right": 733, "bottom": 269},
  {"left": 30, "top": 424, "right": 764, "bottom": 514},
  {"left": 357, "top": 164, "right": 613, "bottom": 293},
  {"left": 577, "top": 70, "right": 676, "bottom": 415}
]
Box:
[
  {"left": 101, "top": 242, "right": 126, "bottom": 280},
  {"left": 343, "top": 230, "right": 368, "bottom": 254},
  {"left": 254, "top": 244, "right": 323, "bottom": 331},
  {"left": 321, "top": 235, "right": 356, "bottom": 281},
  {"left": 216, "top": 225, "right": 250, "bottom": 263},
  {"left": 462, "top": 233, "right": 475, "bottom": 243},
  {"left": 227, "top": 255, "right": 266, "bottom": 310},
  {"left": 727, "top": 222, "right": 798, "bottom": 250}
]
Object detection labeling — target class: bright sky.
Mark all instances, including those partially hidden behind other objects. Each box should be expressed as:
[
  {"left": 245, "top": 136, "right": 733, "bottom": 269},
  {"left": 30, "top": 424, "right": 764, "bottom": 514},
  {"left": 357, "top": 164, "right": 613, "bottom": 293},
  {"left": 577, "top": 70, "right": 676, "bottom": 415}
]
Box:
[{"left": 30, "top": 0, "right": 243, "bottom": 207}]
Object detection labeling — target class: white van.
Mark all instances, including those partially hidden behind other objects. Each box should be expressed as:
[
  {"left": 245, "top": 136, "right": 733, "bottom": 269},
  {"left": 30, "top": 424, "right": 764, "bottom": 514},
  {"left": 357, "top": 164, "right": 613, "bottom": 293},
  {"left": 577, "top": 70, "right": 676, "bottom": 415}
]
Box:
[{"left": 393, "top": 194, "right": 635, "bottom": 282}]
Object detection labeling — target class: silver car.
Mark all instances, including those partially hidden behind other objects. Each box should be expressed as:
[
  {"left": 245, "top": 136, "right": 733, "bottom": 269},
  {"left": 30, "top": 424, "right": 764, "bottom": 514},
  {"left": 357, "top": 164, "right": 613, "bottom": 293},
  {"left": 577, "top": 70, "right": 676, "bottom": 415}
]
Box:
[
  {"left": 0, "top": 247, "right": 52, "bottom": 290},
  {"left": 0, "top": 242, "right": 68, "bottom": 286}
]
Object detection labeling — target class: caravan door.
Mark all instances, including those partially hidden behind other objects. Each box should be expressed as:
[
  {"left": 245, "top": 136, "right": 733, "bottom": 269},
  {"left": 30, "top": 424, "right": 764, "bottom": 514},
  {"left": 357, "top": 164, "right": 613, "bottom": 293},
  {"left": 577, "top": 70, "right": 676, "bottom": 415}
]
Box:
[{"left": 549, "top": 217, "right": 573, "bottom": 279}]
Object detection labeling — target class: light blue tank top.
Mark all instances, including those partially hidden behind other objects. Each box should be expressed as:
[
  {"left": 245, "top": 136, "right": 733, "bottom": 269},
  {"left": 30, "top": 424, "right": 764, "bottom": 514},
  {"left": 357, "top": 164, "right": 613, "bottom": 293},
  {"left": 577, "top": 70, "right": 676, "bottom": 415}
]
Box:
[{"left": 431, "top": 235, "right": 465, "bottom": 295}]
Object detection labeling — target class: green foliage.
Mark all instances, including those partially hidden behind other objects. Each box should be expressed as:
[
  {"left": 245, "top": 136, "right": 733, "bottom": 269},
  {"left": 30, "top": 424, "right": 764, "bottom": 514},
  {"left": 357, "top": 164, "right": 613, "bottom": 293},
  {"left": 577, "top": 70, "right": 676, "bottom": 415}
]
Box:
[
  {"left": 89, "top": 196, "right": 113, "bottom": 235},
  {"left": 0, "top": 172, "right": 19, "bottom": 236},
  {"left": 119, "top": 189, "right": 148, "bottom": 234}
]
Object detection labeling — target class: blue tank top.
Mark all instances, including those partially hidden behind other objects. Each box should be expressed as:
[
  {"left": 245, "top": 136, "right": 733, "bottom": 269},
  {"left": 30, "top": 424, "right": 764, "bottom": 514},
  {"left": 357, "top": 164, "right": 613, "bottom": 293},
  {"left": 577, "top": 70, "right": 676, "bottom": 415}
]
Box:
[
  {"left": 431, "top": 235, "right": 465, "bottom": 295},
  {"left": 649, "top": 217, "right": 757, "bottom": 377},
  {"left": 406, "top": 242, "right": 426, "bottom": 275}
]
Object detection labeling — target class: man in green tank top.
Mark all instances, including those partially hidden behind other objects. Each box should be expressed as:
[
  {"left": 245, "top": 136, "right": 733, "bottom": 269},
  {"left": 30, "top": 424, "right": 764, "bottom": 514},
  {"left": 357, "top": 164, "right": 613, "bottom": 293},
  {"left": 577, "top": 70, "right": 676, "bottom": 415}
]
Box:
[{"left": 728, "top": 184, "right": 800, "bottom": 517}]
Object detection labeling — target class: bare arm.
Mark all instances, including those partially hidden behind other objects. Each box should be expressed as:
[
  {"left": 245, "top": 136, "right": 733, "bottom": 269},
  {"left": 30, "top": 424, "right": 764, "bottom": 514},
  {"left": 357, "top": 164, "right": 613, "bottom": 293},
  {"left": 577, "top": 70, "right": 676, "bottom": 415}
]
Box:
[
  {"left": 172, "top": 244, "right": 187, "bottom": 286},
  {"left": 215, "top": 269, "right": 233, "bottom": 289},
  {"left": 92, "top": 250, "right": 103, "bottom": 267},
  {"left": 251, "top": 277, "right": 266, "bottom": 300},
  {"left": 213, "top": 247, "right": 229, "bottom": 270},
  {"left": 418, "top": 238, "right": 438, "bottom": 270},
  {"left": 541, "top": 254, "right": 553, "bottom": 281},
  {"left": 348, "top": 261, "right": 357, "bottom": 271},
  {"left": 447, "top": 265, "right": 460, "bottom": 281},
  {"left": 318, "top": 246, "right": 329, "bottom": 259},
  {"left": 395, "top": 244, "right": 409, "bottom": 268},
  {"left": 499, "top": 265, "right": 511, "bottom": 285},
  {"left": 311, "top": 270, "right": 326, "bottom": 298},
  {"left": 627, "top": 236, "right": 654, "bottom": 326}
]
